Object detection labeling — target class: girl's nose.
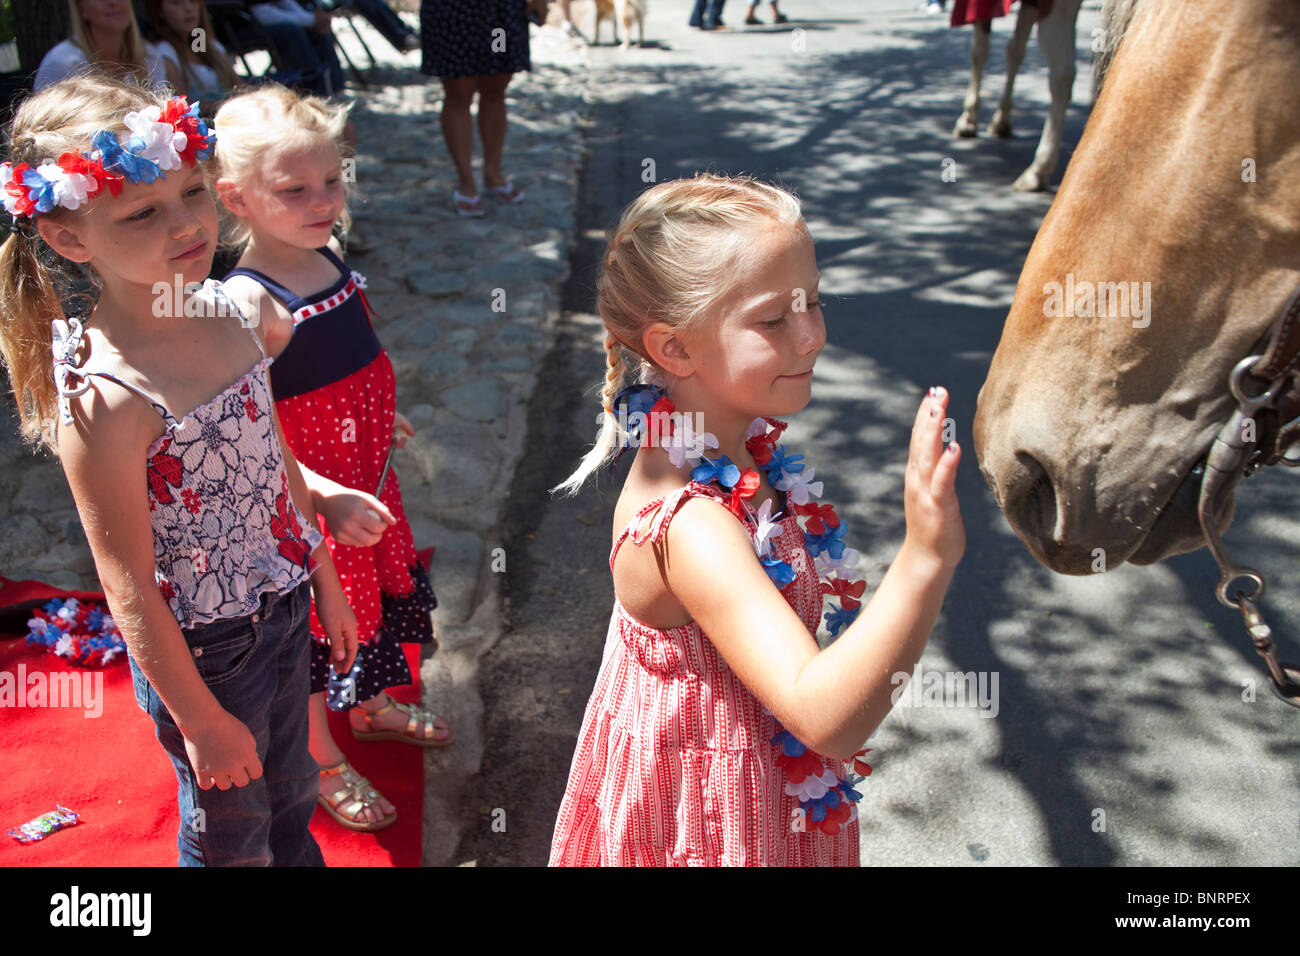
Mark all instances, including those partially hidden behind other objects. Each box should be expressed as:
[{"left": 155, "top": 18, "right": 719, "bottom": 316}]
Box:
[
  {"left": 169, "top": 202, "right": 203, "bottom": 239},
  {"left": 799, "top": 308, "right": 827, "bottom": 354}
]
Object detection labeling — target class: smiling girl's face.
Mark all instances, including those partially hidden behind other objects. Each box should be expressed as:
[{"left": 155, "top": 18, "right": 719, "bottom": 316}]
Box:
[
  {"left": 233, "top": 138, "right": 345, "bottom": 251},
  {"left": 677, "top": 219, "right": 826, "bottom": 421}
]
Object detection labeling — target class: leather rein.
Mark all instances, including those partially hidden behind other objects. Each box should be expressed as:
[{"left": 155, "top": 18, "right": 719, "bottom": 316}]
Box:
[{"left": 1197, "top": 285, "right": 1300, "bottom": 708}]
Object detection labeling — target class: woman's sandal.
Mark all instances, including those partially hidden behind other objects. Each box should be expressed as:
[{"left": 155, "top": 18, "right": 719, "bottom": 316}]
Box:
[
  {"left": 317, "top": 760, "right": 397, "bottom": 832},
  {"left": 487, "top": 181, "right": 526, "bottom": 203},
  {"left": 351, "top": 696, "right": 454, "bottom": 748},
  {"left": 454, "top": 189, "right": 485, "bottom": 217}
]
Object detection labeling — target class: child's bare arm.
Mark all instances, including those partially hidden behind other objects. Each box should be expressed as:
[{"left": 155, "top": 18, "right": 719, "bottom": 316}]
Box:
[
  {"left": 222, "top": 275, "right": 395, "bottom": 545},
  {"left": 663, "top": 388, "right": 964, "bottom": 760},
  {"left": 221, "top": 275, "right": 293, "bottom": 360},
  {"left": 59, "top": 385, "right": 263, "bottom": 788}
]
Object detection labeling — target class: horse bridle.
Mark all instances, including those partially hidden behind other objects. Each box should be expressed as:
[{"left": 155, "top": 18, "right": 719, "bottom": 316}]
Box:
[{"left": 1197, "top": 285, "right": 1300, "bottom": 709}]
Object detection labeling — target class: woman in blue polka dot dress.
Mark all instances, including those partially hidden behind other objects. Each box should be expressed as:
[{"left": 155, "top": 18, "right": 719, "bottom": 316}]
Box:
[{"left": 420, "top": 0, "right": 531, "bottom": 217}]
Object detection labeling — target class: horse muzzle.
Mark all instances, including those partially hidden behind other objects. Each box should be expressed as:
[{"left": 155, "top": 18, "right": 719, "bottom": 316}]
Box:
[{"left": 977, "top": 436, "right": 1220, "bottom": 574}]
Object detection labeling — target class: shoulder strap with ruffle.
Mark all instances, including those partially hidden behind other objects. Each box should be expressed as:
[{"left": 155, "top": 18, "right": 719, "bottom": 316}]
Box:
[
  {"left": 50, "top": 318, "right": 176, "bottom": 427},
  {"left": 52, "top": 318, "right": 175, "bottom": 429},
  {"left": 609, "top": 481, "right": 754, "bottom": 572},
  {"left": 52, "top": 317, "right": 91, "bottom": 426}
]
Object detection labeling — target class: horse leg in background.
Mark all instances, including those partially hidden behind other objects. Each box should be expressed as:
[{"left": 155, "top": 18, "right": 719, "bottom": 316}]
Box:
[
  {"left": 1012, "top": 0, "right": 1081, "bottom": 191},
  {"left": 954, "top": 19, "right": 993, "bottom": 138},
  {"left": 988, "top": 1, "right": 1039, "bottom": 138}
]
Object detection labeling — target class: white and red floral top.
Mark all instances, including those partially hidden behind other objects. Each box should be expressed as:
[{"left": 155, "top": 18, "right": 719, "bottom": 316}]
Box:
[{"left": 53, "top": 280, "right": 322, "bottom": 629}]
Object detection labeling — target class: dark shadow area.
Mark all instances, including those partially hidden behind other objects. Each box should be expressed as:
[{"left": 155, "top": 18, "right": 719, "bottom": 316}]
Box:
[{"left": 454, "top": 74, "right": 630, "bottom": 865}]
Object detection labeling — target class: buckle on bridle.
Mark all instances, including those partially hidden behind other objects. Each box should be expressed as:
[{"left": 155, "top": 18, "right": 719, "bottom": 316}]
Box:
[{"left": 1197, "top": 355, "right": 1300, "bottom": 709}]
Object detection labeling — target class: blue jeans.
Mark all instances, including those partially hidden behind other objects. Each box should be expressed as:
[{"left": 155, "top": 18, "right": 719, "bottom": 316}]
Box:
[
  {"left": 261, "top": 22, "right": 345, "bottom": 96},
  {"left": 690, "top": 0, "right": 727, "bottom": 27},
  {"left": 130, "top": 582, "right": 324, "bottom": 867}
]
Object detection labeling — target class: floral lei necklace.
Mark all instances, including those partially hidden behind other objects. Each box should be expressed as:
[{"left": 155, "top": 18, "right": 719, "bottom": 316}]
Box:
[{"left": 611, "top": 383, "right": 874, "bottom": 836}]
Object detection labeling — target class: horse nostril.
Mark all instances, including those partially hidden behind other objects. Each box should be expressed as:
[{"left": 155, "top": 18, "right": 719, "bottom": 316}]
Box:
[{"left": 1007, "top": 451, "right": 1059, "bottom": 549}]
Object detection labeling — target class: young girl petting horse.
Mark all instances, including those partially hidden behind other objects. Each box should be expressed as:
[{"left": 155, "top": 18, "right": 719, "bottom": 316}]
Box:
[
  {"left": 548, "top": 174, "right": 966, "bottom": 866},
  {"left": 0, "top": 77, "right": 358, "bottom": 865}
]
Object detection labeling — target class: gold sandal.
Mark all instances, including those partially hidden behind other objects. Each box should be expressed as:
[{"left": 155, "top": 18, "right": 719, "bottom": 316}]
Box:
[
  {"left": 351, "top": 696, "right": 454, "bottom": 748},
  {"left": 317, "top": 760, "right": 397, "bottom": 832}
]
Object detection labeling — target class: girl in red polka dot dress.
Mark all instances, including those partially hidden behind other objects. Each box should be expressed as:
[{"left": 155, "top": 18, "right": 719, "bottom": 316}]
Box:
[{"left": 213, "top": 87, "right": 451, "bottom": 832}]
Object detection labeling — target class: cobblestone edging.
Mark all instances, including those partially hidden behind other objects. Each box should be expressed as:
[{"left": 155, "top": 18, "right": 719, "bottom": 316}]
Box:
[{"left": 348, "top": 46, "right": 592, "bottom": 867}]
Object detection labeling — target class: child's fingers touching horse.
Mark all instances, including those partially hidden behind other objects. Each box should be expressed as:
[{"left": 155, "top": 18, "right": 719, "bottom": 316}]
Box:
[{"left": 905, "top": 386, "right": 965, "bottom": 568}]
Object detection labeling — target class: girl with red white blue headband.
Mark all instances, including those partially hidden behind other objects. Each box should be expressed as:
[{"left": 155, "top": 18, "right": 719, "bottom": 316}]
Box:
[
  {"left": 549, "top": 173, "right": 965, "bottom": 866},
  {"left": 0, "top": 76, "right": 358, "bottom": 865}
]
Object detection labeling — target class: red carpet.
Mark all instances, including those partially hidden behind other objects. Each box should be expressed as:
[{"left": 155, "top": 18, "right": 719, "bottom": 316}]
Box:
[{"left": 0, "top": 570, "right": 430, "bottom": 867}]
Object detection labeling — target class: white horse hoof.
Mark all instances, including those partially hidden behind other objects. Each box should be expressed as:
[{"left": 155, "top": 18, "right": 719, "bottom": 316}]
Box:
[
  {"left": 954, "top": 114, "right": 979, "bottom": 138},
  {"left": 988, "top": 115, "right": 1012, "bottom": 138},
  {"left": 1012, "top": 167, "right": 1048, "bottom": 191}
]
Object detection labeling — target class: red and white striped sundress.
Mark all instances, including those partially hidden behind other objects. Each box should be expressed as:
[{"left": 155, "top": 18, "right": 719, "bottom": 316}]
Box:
[{"left": 549, "top": 481, "right": 860, "bottom": 866}]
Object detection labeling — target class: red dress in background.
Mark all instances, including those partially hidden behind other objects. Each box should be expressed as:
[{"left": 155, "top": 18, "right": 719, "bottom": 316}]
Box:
[
  {"left": 225, "top": 248, "right": 436, "bottom": 702},
  {"left": 950, "top": 0, "right": 1015, "bottom": 26}
]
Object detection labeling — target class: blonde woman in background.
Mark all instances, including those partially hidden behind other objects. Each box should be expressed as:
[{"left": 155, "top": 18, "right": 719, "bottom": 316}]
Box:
[{"left": 35, "top": 0, "right": 181, "bottom": 91}]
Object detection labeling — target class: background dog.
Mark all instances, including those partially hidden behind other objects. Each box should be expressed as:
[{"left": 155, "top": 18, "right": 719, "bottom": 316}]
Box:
[{"left": 593, "top": 0, "right": 647, "bottom": 49}]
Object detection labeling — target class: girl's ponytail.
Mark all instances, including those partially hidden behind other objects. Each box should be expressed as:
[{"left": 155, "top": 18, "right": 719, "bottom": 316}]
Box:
[
  {"left": 0, "top": 225, "right": 66, "bottom": 454},
  {"left": 551, "top": 333, "right": 635, "bottom": 497}
]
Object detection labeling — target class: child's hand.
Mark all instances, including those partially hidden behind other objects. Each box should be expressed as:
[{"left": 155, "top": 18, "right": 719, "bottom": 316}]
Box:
[
  {"left": 318, "top": 486, "right": 396, "bottom": 547},
  {"left": 904, "top": 386, "right": 965, "bottom": 569},
  {"left": 184, "top": 709, "right": 263, "bottom": 791},
  {"left": 313, "top": 577, "right": 359, "bottom": 674},
  {"left": 393, "top": 412, "right": 414, "bottom": 450}
]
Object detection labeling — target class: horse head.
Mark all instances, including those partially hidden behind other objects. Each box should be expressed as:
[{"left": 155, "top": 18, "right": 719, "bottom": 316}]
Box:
[{"left": 974, "top": 0, "right": 1300, "bottom": 575}]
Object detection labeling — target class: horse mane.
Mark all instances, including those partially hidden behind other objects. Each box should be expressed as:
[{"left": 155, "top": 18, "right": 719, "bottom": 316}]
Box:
[{"left": 1094, "top": 0, "right": 1145, "bottom": 97}]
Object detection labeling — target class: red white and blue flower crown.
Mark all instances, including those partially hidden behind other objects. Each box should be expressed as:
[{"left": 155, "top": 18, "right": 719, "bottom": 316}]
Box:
[{"left": 1, "top": 97, "right": 215, "bottom": 221}]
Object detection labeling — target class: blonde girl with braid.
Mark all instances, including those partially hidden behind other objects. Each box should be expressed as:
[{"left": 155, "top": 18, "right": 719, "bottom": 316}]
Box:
[{"left": 549, "top": 173, "right": 965, "bottom": 866}]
